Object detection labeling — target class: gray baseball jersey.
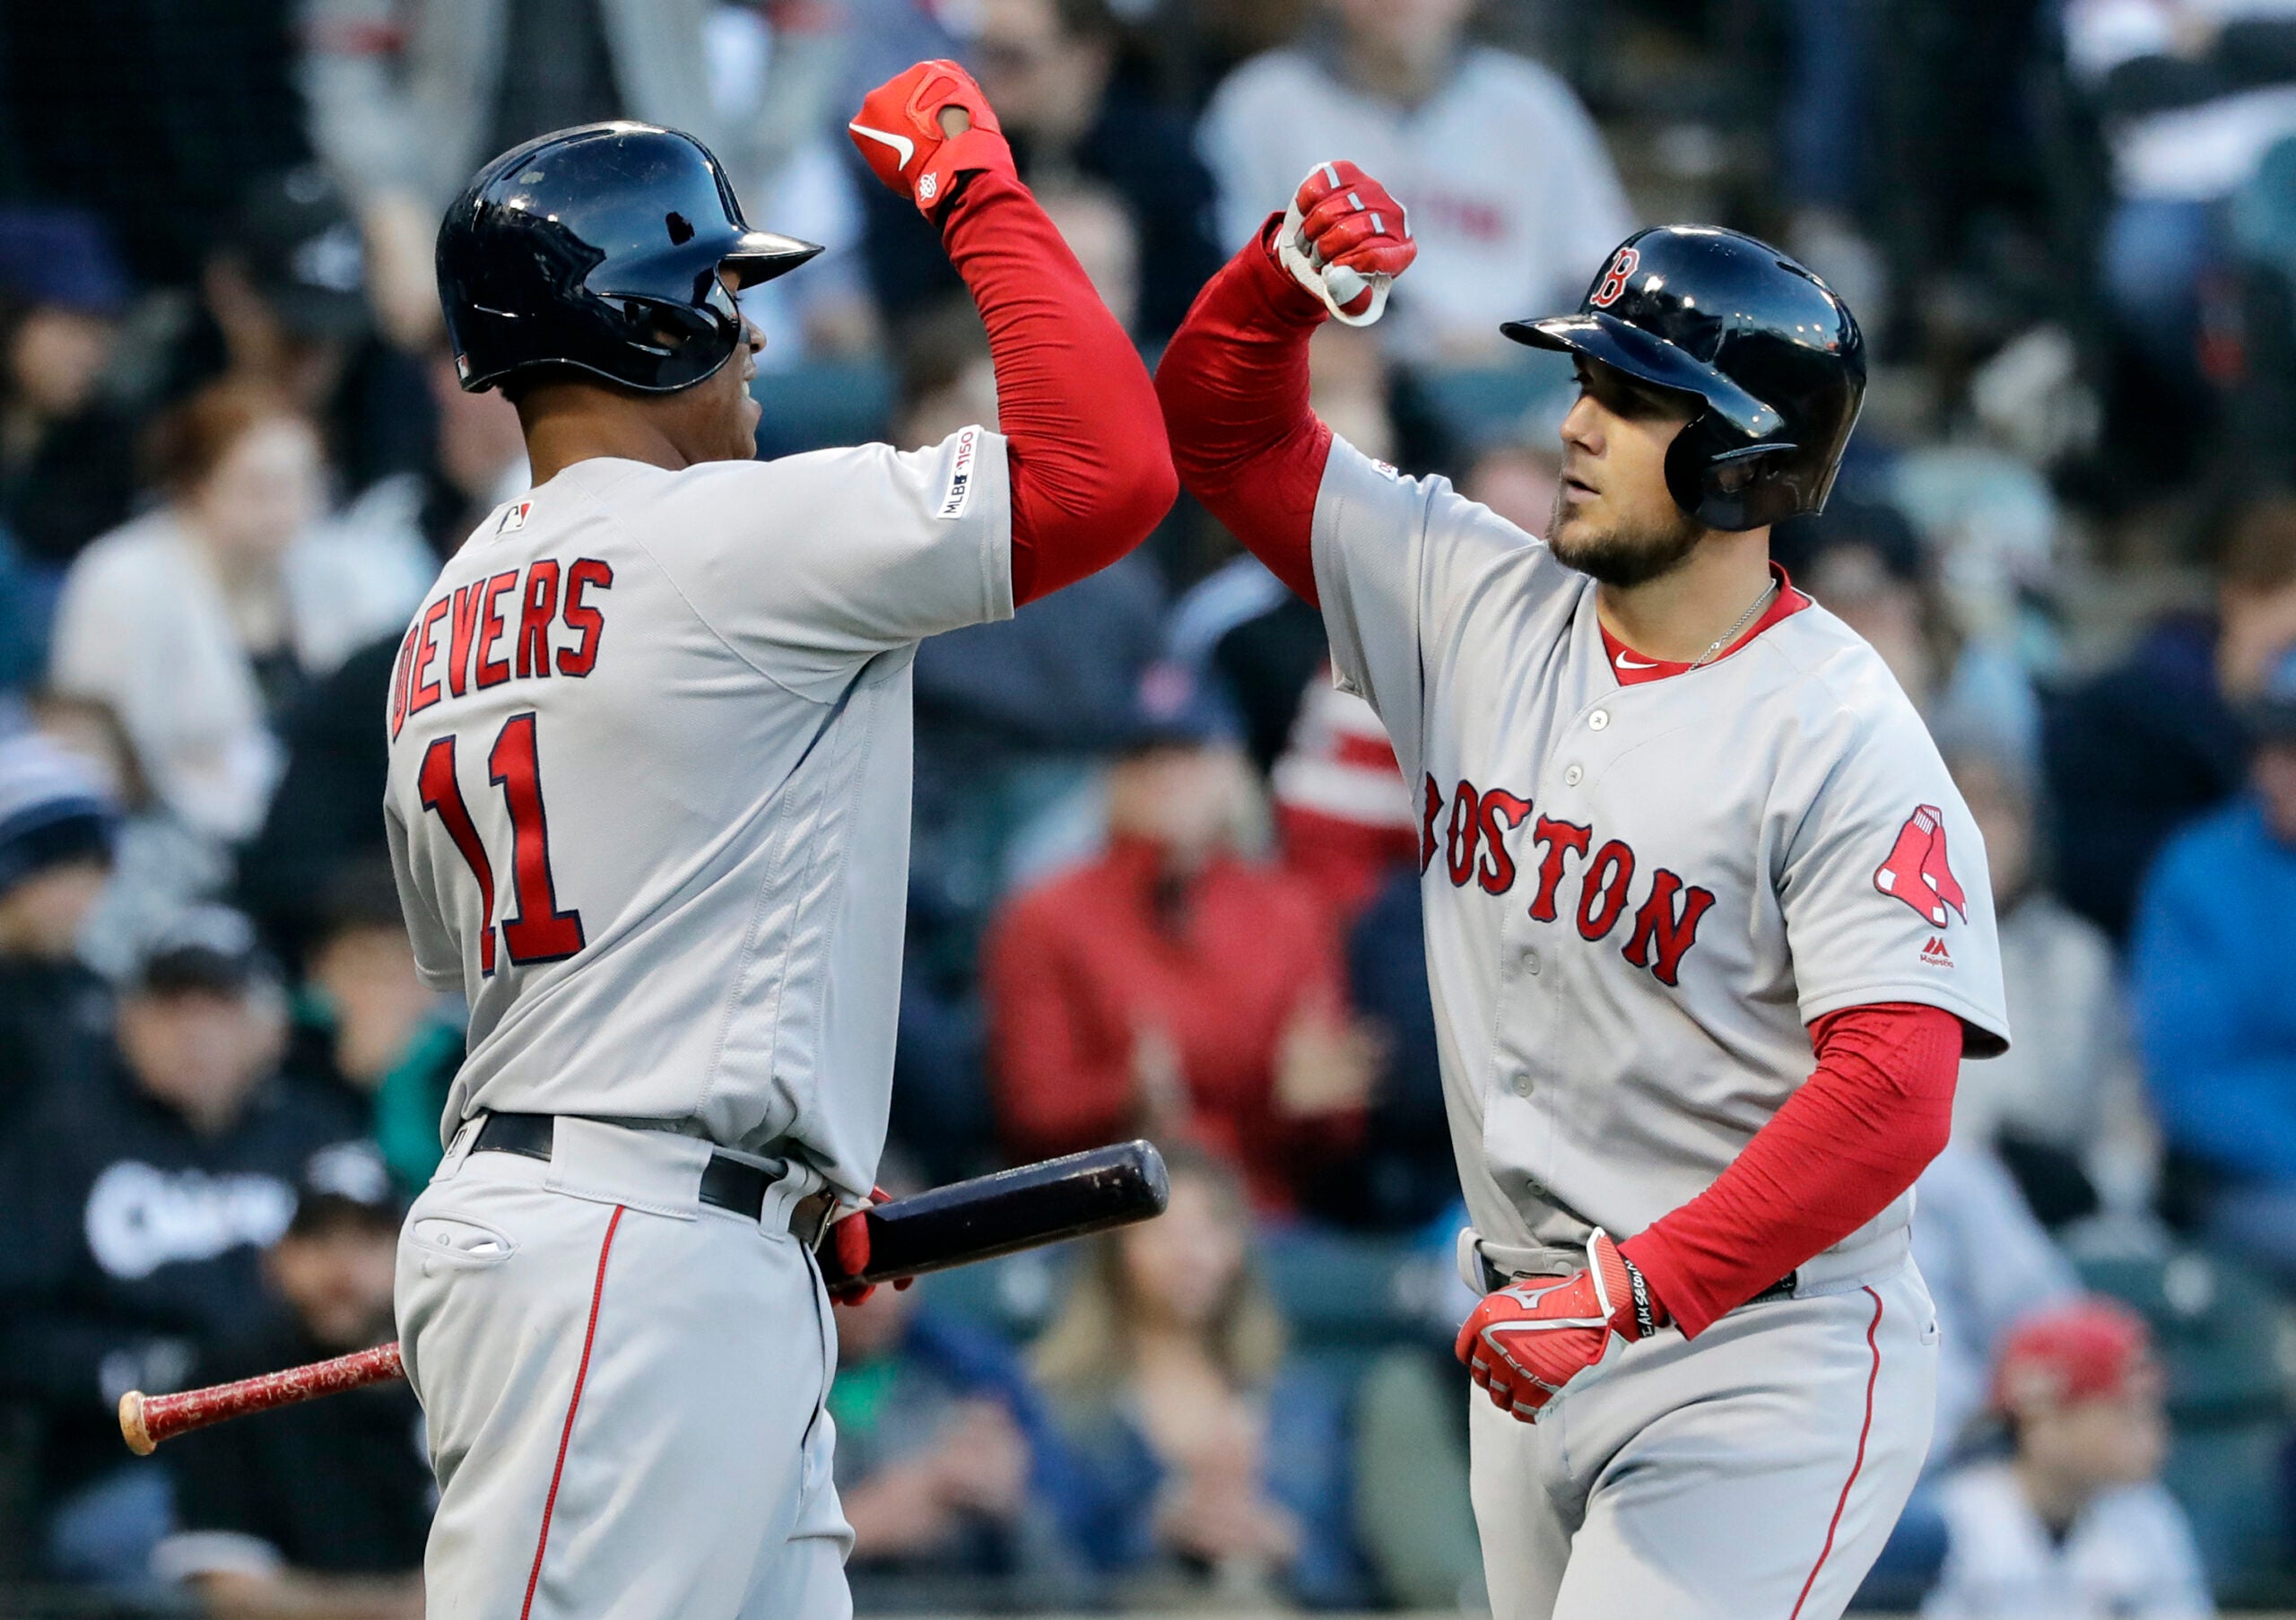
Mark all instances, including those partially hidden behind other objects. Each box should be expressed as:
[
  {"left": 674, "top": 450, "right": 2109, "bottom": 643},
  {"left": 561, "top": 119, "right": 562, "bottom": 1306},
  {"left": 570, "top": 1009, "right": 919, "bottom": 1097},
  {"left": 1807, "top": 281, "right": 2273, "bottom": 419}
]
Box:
[
  {"left": 383, "top": 427, "right": 1012, "bottom": 1199},
  {"left": 1308, "top": 438, "right": 2011, "bottom": 1267}
]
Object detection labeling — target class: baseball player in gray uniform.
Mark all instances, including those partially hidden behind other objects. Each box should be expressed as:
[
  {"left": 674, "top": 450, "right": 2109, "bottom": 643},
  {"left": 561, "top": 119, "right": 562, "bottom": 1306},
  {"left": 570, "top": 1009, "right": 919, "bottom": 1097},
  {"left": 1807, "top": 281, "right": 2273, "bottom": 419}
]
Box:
[
  {"left": 386, "top": 67, "right": 1173, "bottom": 1620},
  {"left": 1157, "top": 162, "right": 2011, "bottom": 1619}
]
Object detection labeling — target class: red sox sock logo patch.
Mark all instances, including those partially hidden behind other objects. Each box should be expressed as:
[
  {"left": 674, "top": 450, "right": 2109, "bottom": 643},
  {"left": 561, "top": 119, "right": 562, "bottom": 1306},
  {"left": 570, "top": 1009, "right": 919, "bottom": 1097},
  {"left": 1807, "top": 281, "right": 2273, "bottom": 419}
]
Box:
[{"left": 1874, "top": 805, "right": 1966, "bottom": 928}]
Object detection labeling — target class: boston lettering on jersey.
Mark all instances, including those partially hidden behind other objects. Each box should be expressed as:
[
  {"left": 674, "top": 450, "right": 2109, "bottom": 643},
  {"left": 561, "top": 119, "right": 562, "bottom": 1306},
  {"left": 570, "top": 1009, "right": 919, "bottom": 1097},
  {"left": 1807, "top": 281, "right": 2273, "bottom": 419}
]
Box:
[
  {"left": 389, "top": 557, "right": 614, "bottom": 739},
  {"left": 1420, "top": 773, "right": 1717, "bottom": 987}
]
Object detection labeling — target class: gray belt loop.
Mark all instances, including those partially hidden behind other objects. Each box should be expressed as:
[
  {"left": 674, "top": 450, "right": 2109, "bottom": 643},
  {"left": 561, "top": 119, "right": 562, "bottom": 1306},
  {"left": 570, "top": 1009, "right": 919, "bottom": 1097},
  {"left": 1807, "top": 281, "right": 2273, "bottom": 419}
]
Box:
[
  {"left": 434, "top": 1115, "right": 483, "bottom": 1183},
  {"left": 1457, "top": 1228, "right": 1583, "bottom": 1295},
  {"left": 761, "top": 1157, "right": 830, "bottom": 1239}
]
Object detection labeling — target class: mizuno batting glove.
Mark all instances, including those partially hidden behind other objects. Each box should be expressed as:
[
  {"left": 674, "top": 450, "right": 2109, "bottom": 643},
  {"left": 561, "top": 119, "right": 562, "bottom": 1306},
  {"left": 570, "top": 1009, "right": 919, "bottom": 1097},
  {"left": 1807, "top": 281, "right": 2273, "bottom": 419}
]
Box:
[
  {"left": 1274, "top": 161, "right": 1417, "bottom": 327},
  {"left": 848, "top": 60, "right": 1018, "bottom": 223},
  {"left": 1454, "top": 1231, "right": 1665, "bottom": 1424}
]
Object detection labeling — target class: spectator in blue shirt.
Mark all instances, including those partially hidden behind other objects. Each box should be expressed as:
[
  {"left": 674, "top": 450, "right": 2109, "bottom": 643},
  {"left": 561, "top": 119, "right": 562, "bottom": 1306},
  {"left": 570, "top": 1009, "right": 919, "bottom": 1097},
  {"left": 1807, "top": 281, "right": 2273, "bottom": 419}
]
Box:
[
  {"left": 2133, "top": 649, "right": 2296, "bottom": 1282},
  {"left": 0, "top": 730, "right": 115, "bottom": 1131}
]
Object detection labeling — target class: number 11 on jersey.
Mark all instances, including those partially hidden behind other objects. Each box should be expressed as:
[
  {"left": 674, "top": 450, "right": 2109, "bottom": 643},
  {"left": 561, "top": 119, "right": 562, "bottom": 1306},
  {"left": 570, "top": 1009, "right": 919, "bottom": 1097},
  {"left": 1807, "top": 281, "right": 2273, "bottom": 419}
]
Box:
[{"left": 417, "top": 711, "right": 587, "bottom": 974}]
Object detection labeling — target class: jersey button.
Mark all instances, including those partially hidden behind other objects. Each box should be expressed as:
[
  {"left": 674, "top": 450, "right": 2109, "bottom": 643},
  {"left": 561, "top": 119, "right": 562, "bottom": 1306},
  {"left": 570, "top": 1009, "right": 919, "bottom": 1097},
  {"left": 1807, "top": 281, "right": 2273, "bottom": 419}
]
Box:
[
  {"left": 1511, "top": 1073, "right": 1535, "bottom": 1098},
  {"left": 1588, "top": 709, "right": 1611, "bottom": 731},
  {"left": 1562, "top": 764, "right": 1584, "bottom": 788},
  {"left": 1521, "top": 946, "right": 1541, "bottom": 975}
]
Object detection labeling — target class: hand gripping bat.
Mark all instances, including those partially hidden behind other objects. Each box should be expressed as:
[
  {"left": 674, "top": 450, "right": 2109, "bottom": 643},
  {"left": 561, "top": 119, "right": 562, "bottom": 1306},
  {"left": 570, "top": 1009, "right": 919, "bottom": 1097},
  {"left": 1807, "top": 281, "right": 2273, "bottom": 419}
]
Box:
[{"left": 119, "top": 1139, "right": 1168, "bottom": 1455}]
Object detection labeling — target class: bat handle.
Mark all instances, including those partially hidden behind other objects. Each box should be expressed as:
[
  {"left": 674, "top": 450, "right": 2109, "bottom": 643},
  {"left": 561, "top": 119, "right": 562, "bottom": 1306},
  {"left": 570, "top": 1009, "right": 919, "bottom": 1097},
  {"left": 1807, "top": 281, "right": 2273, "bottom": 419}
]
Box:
[{"left": 118, "top": 1341, "right": 406, "bottom": 1454}]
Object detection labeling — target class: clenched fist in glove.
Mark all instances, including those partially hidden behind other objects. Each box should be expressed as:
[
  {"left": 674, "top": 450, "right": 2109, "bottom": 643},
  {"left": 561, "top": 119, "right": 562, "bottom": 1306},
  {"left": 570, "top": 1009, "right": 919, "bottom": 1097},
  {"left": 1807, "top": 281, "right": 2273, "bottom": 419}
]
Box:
[
  {"left": 822, "top": 1187, "right": 918, "bottom": 1307},
  {"left": 1455, "top": 1231, "right": 1665, "bottom": 1423},
  {"left": 848, "top": 60, "right": 1018, "bottom": 222},
  {"left": 1274, "top": 161, "right": 1417, "bottom": 327}
]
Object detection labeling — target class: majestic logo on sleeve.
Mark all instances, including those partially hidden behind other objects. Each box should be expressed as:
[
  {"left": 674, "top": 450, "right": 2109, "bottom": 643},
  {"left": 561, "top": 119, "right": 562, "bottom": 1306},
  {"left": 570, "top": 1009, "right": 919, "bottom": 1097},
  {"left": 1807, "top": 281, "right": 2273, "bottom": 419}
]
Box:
[{"left": 1874, "top": 805, "right": 1967, "bottom": 928}]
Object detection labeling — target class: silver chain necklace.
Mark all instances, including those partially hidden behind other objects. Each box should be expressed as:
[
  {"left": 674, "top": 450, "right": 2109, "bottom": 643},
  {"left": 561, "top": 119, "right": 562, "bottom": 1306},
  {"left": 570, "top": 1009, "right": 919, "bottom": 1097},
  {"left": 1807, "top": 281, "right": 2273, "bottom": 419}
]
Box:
[{"left": 1689, "top": 577, "right": 1779, "bottom": 670}]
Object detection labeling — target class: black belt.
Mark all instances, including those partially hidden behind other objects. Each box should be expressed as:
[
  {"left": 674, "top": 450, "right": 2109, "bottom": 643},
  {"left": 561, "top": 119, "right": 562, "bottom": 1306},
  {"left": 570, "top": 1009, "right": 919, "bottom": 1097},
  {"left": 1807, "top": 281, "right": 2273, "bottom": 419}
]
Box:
[
  {"left": 471, "top": 1112, "right": 834, "bottom": 1241},
  {"left": 1745, "top": 1274, "right": 1797, "bottom": 1306},
  {"left": 1480, "top": 1256, "right": 1797, "bottom": 1311}
]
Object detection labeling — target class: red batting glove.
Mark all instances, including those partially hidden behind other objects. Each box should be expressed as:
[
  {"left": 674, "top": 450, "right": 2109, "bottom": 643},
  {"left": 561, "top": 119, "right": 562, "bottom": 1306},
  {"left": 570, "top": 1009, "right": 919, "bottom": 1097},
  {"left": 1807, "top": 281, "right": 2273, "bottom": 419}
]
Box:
[
  {"left": 1273, "top": 161, "right": 1417, "bottom": 324},
  {"left": 823, "top": 1186, "right": 918, "bottom": 1307},
  {"left": 848, "top": 60, "right": 1018, "bottom": 223},
  {"left": 1453, "top": 1231, "right": 1665, "bottom": 1423}
]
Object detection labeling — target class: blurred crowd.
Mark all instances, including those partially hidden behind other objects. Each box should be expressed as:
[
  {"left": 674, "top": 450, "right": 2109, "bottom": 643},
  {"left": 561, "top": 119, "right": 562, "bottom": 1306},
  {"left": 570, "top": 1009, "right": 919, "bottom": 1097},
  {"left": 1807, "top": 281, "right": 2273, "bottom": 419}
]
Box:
[{"left": 3, "top": 0, "right": 2296, "bottom": 1615}]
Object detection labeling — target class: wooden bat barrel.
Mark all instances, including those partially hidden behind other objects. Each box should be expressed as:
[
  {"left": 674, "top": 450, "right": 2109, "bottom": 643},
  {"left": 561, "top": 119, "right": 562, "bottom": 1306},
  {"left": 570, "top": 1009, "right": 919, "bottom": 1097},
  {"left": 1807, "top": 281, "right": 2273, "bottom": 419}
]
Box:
[{"left": 837, "top": 1138, "right": 1170, "bottom": 1285}]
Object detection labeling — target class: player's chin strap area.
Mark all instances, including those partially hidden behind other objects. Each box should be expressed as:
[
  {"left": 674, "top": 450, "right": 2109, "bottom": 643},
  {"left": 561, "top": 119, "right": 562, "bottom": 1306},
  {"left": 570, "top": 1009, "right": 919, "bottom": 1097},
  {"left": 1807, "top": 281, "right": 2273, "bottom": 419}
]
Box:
[{"left": 1456, "top": 1224, "right": 1914, "bottom": 1317}]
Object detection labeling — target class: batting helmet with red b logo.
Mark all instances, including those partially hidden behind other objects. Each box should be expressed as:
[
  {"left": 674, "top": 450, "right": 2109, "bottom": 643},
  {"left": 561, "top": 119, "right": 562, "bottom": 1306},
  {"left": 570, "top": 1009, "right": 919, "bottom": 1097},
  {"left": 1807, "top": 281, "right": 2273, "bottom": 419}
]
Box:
[{"left": 1503, "top": 225, "right": 1865, "bottom": 533}]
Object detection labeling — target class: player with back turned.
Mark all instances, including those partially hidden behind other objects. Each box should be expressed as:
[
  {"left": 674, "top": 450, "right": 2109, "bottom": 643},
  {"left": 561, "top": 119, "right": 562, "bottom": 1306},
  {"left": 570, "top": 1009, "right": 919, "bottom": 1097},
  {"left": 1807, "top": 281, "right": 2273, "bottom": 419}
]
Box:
[
  {"left": 383, "top": 66, "right": 1172, "bottom": 1619},
  {"left": 1155, "top": 169, "right": 2011, "bottom": 1617}
]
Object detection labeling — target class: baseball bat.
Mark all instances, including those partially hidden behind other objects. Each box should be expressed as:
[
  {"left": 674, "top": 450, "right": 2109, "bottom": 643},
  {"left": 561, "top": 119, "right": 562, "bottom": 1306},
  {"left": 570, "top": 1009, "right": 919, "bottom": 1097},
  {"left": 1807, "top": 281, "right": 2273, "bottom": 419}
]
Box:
[{"left": 119, "top": 1139, "right": 1168, "bottom": 1455}]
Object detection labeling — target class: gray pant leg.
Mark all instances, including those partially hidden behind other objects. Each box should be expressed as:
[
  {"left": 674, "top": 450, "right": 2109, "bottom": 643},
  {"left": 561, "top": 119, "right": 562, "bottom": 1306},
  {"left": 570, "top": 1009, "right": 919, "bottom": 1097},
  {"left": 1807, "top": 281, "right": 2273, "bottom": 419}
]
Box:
[
  {"left": 1547, "top": 1266, "right": 1937, "bottom": 1620},
  {"left": 737, "top": 1401, "right": 853, "bottom": 1620},
  {"left": 1468, "top": 1389, "right": 1574, "bottom": 1620},
  {"left": 1467, "top": 1262, "right": 1937, "bottom": 1620},
  {"left": 398, "top": 1146, "right": 851, "bottom": 1620}
]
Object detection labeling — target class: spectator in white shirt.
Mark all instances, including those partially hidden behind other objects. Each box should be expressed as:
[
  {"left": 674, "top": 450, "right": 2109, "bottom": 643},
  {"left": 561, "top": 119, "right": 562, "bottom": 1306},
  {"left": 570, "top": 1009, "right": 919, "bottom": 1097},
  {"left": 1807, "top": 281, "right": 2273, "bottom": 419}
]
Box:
[
  {"left": 1926, "top": 1298, "right": 2213, "bottom": 1620},
  {"left": 48, "top": 380, "right": 423, "bottom": 846},
  {"left": 1196, "top": 0, "right": 1632, "bottom": 364}
]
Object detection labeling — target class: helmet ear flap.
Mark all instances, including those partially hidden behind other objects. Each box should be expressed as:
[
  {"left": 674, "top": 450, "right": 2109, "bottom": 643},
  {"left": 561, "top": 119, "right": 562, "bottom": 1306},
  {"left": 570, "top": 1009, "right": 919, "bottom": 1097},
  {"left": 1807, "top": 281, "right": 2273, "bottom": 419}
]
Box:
[
  {"left": 606, "top": 294, "right": 738, "bottom": 368},
  {"left": 1663, "top": 415, "right": 1805, "bottom": 532}
]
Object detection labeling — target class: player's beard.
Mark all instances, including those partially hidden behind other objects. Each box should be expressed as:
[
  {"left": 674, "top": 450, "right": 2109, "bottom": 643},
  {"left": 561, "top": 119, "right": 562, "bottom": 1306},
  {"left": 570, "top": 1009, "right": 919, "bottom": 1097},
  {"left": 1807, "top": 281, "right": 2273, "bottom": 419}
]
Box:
[{"left": 1545, "top": 492, "right": 1705, "bottom": 588}]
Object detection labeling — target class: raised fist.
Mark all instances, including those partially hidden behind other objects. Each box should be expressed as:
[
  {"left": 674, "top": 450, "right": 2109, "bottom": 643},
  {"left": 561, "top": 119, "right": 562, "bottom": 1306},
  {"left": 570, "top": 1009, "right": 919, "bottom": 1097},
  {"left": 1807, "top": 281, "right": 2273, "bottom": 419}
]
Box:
[
  {"left": 848, "top": 60, "right": 1017, "bottom": 222},
  {"left": 1454, "top": 1231, "right": 1663, "bottom": 1423},
  {"left": 1274, "top": 161, "right": 1417, "bottom": 327}
]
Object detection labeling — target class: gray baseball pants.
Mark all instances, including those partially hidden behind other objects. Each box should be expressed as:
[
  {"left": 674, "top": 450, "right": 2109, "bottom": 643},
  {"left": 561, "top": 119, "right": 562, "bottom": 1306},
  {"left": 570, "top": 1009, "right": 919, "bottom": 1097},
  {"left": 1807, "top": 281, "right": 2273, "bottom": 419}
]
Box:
[
  {"left": 1468, "top": 1248, "right": 1937, "bottom": 1620},
  {"left": 396, "top": 1117, "right": 853, "bottom": 1620}
]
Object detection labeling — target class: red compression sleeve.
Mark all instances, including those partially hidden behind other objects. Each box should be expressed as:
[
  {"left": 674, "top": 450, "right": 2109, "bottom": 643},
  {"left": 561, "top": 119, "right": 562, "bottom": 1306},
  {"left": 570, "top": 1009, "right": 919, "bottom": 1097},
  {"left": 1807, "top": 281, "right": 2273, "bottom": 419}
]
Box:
[
  {"left": 1154, "top": 219, "right": 1333, "bottom": 605},
  {"left": 1618, "top": 1003, "right": 1961, "bottom": 1338},
  {"left": 939, "top": 170, "right": 1175, "bottom": 605}
]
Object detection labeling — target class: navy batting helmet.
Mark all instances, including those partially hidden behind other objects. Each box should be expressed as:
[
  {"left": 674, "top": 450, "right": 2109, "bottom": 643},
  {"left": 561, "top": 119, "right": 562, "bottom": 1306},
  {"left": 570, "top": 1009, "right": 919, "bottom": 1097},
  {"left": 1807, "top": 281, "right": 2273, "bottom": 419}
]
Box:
[
  {"left": 1503, "top": 226, "right": 1865, "bottom": 532},
  {"left": 438, "top": 122, "right": 821, "bottom": 396}
]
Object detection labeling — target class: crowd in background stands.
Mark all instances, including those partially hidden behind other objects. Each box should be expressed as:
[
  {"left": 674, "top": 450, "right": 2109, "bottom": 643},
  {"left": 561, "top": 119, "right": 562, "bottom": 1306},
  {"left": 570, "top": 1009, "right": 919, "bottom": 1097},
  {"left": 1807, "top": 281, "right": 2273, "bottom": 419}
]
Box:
[{"left": 2, "top": 0, "right": 2296, "bottom": 1615}]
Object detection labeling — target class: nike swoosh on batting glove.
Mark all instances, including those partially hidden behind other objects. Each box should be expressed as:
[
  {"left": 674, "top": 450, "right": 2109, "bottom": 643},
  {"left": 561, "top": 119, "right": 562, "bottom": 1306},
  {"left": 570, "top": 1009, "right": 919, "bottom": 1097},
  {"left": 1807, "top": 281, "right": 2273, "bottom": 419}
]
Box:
[
  {"left": 1453, "top": 1230, "right": 1665, "bottom": 1423},
  {"left": 1274, "top": 160, "right": 1417, "bottom": 327},
  {"left": 848, "top": 60, "right": 1018, "bottom": 223}
]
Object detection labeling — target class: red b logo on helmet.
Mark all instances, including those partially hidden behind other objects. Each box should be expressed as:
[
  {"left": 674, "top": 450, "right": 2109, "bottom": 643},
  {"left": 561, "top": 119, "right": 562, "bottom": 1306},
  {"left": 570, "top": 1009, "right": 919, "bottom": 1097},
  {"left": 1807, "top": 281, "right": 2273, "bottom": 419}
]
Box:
[
  {"left": 1590, "top": 248, "right": 1639, "bottom": 309},
  {"left": 1874, "top": 806, "right": 1968, "bottom": 928}
]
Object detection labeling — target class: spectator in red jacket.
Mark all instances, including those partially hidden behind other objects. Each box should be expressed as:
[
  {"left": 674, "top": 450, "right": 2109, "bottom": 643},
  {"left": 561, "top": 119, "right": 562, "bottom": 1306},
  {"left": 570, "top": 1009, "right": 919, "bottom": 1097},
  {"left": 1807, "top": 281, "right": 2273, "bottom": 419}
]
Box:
[{"left": 983, "top": 664, "right": 1377, "bottom": 1212}]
